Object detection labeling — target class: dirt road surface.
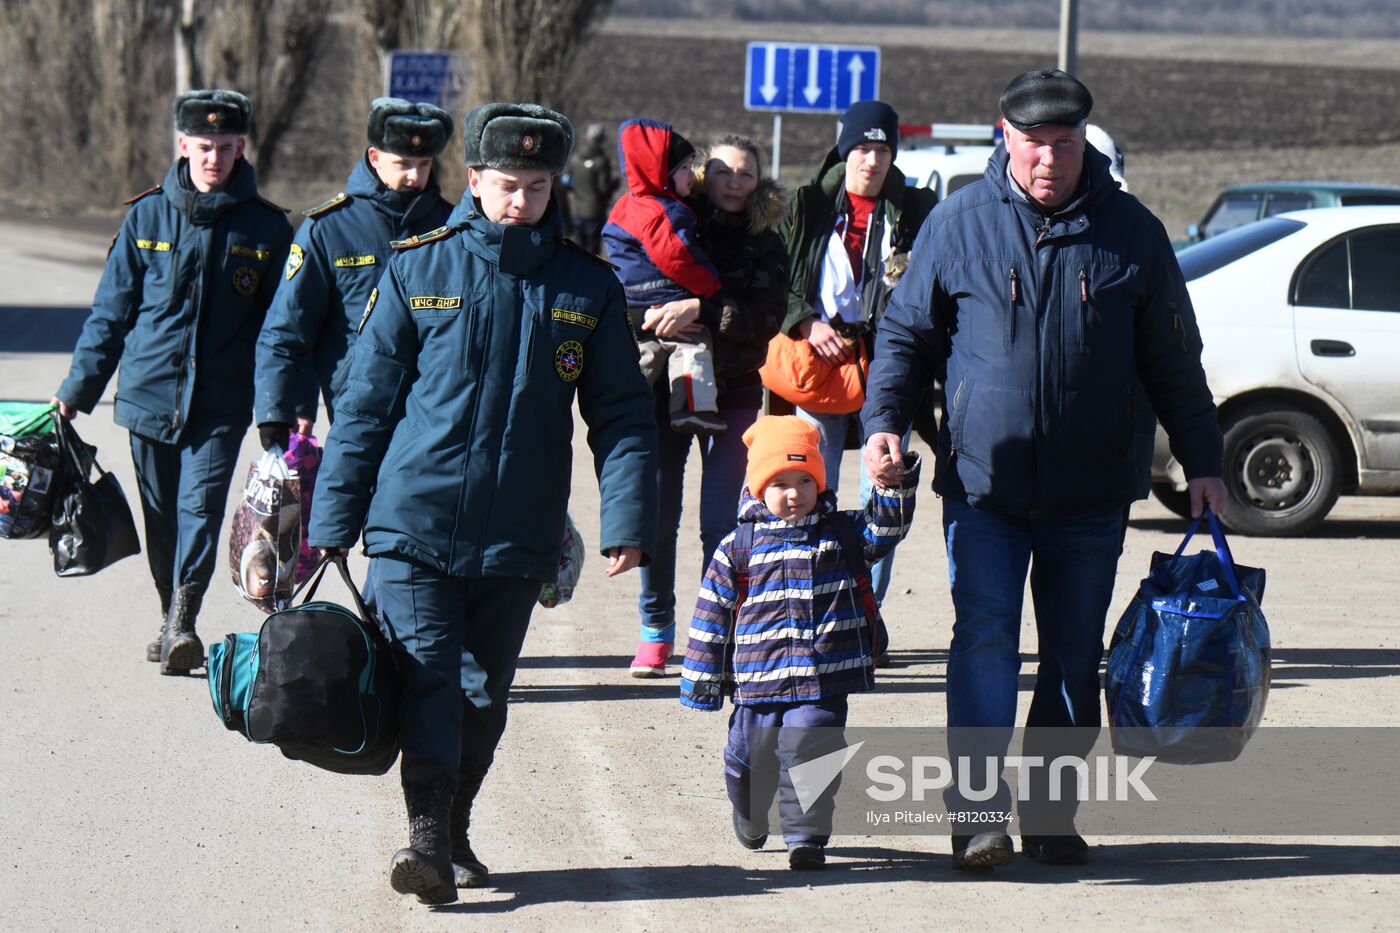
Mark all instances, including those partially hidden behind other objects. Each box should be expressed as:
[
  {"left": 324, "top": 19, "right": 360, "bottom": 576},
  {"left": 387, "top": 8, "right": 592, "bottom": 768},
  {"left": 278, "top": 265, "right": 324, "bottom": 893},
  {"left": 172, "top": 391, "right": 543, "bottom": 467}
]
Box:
[{"left": 2, "top": 220, "right": 1397, "bottom": 931}]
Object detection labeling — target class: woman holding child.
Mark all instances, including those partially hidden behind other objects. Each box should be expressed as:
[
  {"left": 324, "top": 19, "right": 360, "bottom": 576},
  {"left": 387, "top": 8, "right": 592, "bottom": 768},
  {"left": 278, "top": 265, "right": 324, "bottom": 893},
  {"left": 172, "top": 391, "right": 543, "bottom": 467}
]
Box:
[{"left": 623, "top": 133, "right": 789, "bottom": 676}]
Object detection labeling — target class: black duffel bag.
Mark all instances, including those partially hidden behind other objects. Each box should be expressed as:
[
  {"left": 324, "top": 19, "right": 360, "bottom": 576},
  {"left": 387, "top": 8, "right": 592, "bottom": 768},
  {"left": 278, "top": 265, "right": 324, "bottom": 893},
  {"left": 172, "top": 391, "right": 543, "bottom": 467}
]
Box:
[
  {"left": 49, "top": 414, "right": 140, "bottom": 576},
  {"left": 208, "top": 554, "right": 400, "bottom": 775}
]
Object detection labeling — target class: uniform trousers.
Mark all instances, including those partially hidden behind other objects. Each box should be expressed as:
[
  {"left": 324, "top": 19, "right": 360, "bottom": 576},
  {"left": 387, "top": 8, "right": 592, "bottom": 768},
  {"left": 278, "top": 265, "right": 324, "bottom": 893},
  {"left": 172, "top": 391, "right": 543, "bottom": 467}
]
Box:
[
  {"left": 369, "top": 555, "right": 539, "bottom": 789},
  {"left": 127, "top": 422, "right": 243, "bottom": 593}
]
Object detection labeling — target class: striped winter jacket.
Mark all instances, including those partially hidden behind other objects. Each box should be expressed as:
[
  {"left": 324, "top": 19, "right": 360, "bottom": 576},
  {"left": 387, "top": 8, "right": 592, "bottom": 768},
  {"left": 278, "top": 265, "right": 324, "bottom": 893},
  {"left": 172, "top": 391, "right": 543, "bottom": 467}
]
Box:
[{"left": 680, "top": 454, "right": 921, "bottom": 711}]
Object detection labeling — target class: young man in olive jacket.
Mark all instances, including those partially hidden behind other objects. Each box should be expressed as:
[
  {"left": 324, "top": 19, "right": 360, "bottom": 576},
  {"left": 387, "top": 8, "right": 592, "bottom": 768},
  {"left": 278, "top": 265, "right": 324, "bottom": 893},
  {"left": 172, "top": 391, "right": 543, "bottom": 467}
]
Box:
[
  {"left": 308, "top": 103, "right": 658, "bottom": 905},
  {"left": 254, "top": 97, "right": 455, "bottom": 450},
  {"left": 53, "top": 89, "right": 292, "bottom": 675},
  {"left": 863, "top": 69, "right": 1227, "bottom": 870},
  {"left": 780, "top": 100, "right": 936, "bottom": 611}
]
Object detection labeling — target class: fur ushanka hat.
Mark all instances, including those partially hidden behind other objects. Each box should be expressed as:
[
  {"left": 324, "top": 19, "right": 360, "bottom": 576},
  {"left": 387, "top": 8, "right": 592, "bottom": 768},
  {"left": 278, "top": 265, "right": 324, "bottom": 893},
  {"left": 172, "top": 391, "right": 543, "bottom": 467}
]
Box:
[{"left": 461, "top": 102, "right": 573, "bottom": 173}]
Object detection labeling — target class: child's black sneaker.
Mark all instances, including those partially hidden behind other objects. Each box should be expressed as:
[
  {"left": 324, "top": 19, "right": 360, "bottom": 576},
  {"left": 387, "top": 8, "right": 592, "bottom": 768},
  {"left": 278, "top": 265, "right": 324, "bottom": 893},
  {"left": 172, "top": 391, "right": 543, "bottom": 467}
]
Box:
[
  {"left": 787, "top": 842, "right": 825, "bottom": 870},
  {"left": 732, "top": 808, "right": 767, "bottom": 850}
]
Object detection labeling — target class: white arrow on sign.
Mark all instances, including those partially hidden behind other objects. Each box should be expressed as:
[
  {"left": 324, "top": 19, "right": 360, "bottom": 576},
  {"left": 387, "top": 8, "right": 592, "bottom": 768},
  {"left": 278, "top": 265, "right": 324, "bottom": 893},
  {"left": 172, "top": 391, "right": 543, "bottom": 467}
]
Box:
[
  {"left": 803, "top": 47, "right": 822, "bottom": 105},
  {"left": 760, "top": 44, "right": 779, "bottom": 103},
  {"left": 846, "top": 55, "right": 866, "bottom": 103}
]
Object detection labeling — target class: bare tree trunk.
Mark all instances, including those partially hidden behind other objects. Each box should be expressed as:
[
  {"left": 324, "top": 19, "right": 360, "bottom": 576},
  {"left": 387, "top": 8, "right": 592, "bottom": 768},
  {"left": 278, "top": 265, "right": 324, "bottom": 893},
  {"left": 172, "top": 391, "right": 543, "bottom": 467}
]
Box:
[
  {"left": 174, "top": 0, "right": 201, "bottom": 93},
  {"left": 365, "top": 0, "right": 611, "bottom": 109},
  {"left": 365, "top": 0, "right": 473, "bottom": 56},
  {"left": 193, "top": 2, "right": 330, "bottom": 182},
  {"left": 461, "top": 0, "right": 614, "bottom": 110},
  {"left": 0, "top": 0, "right": 176, "bottom": 202}
]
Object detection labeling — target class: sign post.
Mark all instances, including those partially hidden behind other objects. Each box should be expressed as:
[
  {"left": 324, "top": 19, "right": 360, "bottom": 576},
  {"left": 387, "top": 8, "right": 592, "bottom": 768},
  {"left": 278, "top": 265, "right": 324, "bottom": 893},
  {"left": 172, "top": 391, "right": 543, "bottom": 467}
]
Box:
[
  {"left": 744, "top": 42, "right": 881, "bottom": 179},
  {"left": 385, "top": 50, "right": 467, "bottom": 111}
]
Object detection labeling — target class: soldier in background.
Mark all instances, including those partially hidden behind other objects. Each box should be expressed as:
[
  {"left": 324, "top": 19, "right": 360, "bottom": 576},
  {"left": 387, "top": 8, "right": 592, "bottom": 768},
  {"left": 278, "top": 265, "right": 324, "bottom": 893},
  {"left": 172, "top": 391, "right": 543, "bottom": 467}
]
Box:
[
  {"left": 52, "top": 89, "right": 292, "bottom": 674},
  {"left": 255, "top": 98, "right": 455, "bottom": 450},
  {"left": 565, "top": 122, "right": 617, "bottom": 253}
]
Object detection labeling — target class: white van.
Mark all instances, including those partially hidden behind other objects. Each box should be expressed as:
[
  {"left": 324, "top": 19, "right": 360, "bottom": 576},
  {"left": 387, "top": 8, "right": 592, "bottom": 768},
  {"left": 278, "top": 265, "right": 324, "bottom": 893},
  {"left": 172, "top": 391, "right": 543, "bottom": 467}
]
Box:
[{"left": 893, "top": 123, "right": 999, "bottom": 202}]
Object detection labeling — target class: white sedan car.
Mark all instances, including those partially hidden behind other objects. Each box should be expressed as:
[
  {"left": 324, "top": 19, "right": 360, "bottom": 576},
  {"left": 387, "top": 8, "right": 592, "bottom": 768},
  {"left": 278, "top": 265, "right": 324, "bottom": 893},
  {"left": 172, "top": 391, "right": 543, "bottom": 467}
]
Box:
[{"left": 1152, "top": 206, "right": 1400, "bottom": 535}]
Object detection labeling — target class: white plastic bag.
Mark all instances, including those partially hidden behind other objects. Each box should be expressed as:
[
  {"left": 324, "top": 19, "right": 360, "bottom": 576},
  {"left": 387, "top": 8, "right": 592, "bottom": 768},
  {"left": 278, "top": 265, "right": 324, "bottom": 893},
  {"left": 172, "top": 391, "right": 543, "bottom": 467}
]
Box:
[{"left": 228, "top": 447, "right": 302, "bottom": 613}]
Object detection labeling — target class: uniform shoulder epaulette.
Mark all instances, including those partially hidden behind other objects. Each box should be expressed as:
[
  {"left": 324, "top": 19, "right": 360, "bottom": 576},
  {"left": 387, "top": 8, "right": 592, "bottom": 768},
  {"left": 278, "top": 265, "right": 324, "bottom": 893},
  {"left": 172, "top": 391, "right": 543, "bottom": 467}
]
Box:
[
  {"left": 561, "top": 236, "right": 620, "bottom": 271},
  {"left": 257, "top": 195, "right": 290, "bottom": 214},
  {"left": 122, "top": 185, "right": 162, "bottom": 206},
  {"left": 303, "top": 192, "right": 350, "bottom": 219},
  {"left": 391, "top": 224, "right": 457, "bottom": 251}
]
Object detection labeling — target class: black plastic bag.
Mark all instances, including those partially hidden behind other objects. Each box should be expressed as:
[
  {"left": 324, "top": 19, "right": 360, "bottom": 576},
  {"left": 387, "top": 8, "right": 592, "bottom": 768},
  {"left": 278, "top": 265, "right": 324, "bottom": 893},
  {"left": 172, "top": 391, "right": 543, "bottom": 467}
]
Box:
[{"left": 49, "top": 415, "right": 140, "bottom": 577}]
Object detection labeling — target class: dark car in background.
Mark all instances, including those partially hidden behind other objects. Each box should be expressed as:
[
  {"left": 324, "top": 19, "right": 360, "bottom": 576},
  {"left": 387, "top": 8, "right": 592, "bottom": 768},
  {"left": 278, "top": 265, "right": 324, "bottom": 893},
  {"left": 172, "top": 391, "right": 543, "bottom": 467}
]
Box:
[{"left": 1179, "top": 182, "right": 1400, "bottom": 247}]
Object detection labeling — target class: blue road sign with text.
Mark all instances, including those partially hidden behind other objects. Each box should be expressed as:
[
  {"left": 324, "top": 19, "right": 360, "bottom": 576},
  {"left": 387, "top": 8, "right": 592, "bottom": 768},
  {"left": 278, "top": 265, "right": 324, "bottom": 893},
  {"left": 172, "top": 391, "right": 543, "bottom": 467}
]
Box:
[
  {"left": 387, "top": 51, "right": 453, "bottom": 107},
  {"left": 744, "top": 42, "right": 880, "bottom": 113}
]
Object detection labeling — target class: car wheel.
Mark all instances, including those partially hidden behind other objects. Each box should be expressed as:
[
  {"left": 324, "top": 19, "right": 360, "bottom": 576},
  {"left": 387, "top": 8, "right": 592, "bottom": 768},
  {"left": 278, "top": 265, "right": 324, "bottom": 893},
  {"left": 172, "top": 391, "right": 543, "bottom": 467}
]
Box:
[
  {"left": 1218, "top": 407, "right": 1340, "bottom": 536},
  {"left": 1151, "top": 482, "right": 1193, "bottom": 519}
]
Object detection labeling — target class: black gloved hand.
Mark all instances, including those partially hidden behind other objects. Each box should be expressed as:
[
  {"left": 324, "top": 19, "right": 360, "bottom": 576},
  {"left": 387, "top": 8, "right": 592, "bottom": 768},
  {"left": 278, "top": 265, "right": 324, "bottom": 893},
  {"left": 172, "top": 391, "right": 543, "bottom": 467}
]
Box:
[{"left": 259, "top": 422, "right": 291, "bottom": 452}]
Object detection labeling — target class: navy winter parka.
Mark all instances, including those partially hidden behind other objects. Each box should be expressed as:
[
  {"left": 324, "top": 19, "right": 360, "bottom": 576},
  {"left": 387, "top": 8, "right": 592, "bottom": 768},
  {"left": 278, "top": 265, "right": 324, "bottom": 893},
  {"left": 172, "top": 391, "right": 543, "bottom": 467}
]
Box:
[
  {"left": 58, "top": 159, "right": 292, "bottom": 442},
  {"left": 863, "top": 145, "right": 1222, "bottom": 516},
  {"left": 254, "top": 154, "right": 453, "bottom": 426},
  {"left": 308, "top": 200, "right": 659, "bottom": 581}
]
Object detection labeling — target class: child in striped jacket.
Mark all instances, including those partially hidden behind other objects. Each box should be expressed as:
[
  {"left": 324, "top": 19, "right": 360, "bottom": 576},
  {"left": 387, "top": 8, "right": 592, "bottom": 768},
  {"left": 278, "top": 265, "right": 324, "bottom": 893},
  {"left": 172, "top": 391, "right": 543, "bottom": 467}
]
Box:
[{"left": 680, "top": 415, "right": 920, "bottom": 869}]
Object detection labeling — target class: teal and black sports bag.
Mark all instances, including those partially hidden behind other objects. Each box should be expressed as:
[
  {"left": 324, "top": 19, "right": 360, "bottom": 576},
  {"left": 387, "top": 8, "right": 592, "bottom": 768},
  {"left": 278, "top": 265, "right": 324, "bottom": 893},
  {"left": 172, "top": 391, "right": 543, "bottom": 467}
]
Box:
[{"left": 208, "top": 554, "right": 400, "bottom": 775}]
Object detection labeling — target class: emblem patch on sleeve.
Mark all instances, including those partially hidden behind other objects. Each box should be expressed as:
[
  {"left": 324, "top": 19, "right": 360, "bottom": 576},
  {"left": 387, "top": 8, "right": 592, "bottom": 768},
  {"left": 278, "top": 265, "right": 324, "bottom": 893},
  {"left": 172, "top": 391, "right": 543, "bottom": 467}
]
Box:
[
  {"left": 284, "top": 243, "right": 305, "bottom": 280},
  {"left": 554, "top": 340, "right": 584, "bottom": 382},
  {"left": 357, "top": 287, "right": 379, "bottom": 334},
  {"left": 232, "top": 266, "right": 259, "bottom": 296}
]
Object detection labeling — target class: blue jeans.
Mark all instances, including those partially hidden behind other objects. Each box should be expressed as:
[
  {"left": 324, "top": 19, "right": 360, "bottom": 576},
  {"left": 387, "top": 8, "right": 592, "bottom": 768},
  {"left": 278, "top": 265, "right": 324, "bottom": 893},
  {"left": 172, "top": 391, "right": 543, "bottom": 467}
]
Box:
[
  {"left": 725, "top": 697, "right": 849, "bottom": 846},
  {"left": 795, "top": 408, "right": 907, "bottom": 604},
  {"left": 637, "top": 401, "right": 760, "bottom": 643},
  {"left": 940, "top": 497, "right": 1126, "bottom": 830}
]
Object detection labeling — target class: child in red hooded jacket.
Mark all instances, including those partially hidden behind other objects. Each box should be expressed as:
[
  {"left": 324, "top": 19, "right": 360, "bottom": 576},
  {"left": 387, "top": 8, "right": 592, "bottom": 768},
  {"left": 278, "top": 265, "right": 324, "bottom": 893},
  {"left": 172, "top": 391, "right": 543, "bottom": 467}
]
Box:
[{"left": 602, "top": 118, "right": 727, "bottom": 436}]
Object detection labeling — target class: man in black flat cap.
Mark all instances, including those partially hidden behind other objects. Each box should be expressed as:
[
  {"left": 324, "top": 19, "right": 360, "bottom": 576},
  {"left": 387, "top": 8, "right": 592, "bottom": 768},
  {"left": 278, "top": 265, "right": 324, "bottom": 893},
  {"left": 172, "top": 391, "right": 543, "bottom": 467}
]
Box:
[
  {"left": 308, "top": 102, "right": 656, "bottom": 904},
  {"left": 862, "top": 68, "right": 1227, "bottom": 870},
  {"left": 53, "top": 89, "right": 292, "bottom": 675},
  {"left": 255, "top": 98, "right": 455, "bottom": 450}
]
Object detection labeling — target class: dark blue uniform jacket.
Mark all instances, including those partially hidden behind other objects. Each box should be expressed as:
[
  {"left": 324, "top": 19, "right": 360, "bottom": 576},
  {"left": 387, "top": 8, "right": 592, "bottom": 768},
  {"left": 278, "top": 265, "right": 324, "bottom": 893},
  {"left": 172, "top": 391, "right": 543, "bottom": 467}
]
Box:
[
  {"left": 255, "top": 155, "right": 453, "bottom": 425},
  {"left": 863, "top": 145, "right": 1223, "bottom": 516},
  {"left": 308, "top": 201, "right": 659, "bottom": 581},
  {"left": 58, "top": 159, "right": 292, "bottom": 442}
]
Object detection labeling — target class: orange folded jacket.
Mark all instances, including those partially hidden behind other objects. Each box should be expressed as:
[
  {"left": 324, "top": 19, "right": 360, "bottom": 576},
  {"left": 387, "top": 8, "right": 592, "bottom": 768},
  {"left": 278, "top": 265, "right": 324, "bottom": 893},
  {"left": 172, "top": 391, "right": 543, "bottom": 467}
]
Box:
[{"left": 758, "top": 331, "right": 868, "bottom": 415}]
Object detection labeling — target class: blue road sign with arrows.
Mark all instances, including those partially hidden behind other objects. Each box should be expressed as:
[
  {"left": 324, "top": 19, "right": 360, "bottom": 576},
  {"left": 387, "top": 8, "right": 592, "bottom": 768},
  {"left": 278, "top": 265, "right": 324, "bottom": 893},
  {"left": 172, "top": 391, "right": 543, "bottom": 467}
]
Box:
[{"left": 744, "top": 42, "right": 880, "bottom": 113}]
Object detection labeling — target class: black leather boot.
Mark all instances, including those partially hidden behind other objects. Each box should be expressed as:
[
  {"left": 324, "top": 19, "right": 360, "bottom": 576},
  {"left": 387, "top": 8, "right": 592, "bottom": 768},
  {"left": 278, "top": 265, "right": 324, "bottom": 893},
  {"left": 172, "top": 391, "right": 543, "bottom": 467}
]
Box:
[
  {"left": 450, "top": 774, "right": 489, "bottom": 888},
  {"left": 159, "top": 585, "right": 205, "bottom": 675},
  {"left": 390, "top": 776, "right": 458, "bottom": 904},
  {"left": 146, "top": 584, "right": 173, "bottom": 663}
]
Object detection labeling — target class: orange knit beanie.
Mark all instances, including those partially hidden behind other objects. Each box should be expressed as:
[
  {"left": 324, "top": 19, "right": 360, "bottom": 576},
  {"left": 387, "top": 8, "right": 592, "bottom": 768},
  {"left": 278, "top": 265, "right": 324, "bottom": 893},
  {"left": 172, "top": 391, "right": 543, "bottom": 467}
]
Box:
[{"left": 741, "top": 415, "right": 827, "bottom": 494}]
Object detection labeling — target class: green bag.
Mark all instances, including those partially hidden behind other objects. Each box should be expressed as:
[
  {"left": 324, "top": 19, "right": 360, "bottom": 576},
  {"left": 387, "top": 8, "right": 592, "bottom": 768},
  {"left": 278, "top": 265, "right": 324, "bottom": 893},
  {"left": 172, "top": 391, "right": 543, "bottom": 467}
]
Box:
[
  {"left": 0, "top": 402, "right": 58, "bottom": 438},
  {"left": 1, "top": 403, "right": 60, "bottom": 539}
]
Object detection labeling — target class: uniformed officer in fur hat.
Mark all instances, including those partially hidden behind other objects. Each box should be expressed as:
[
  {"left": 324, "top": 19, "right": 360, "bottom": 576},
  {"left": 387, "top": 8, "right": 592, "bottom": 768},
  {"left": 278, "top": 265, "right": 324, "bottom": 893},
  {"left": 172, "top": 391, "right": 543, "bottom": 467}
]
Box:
[
  {"left": 255, "top": 98, "right": 455, "bottom": 450},
  {"left": 308, "top": 103, "right": 658, "bottom": 904},
  {"left": 52, "top": 89, "right": 292, "bottom": 675}
]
